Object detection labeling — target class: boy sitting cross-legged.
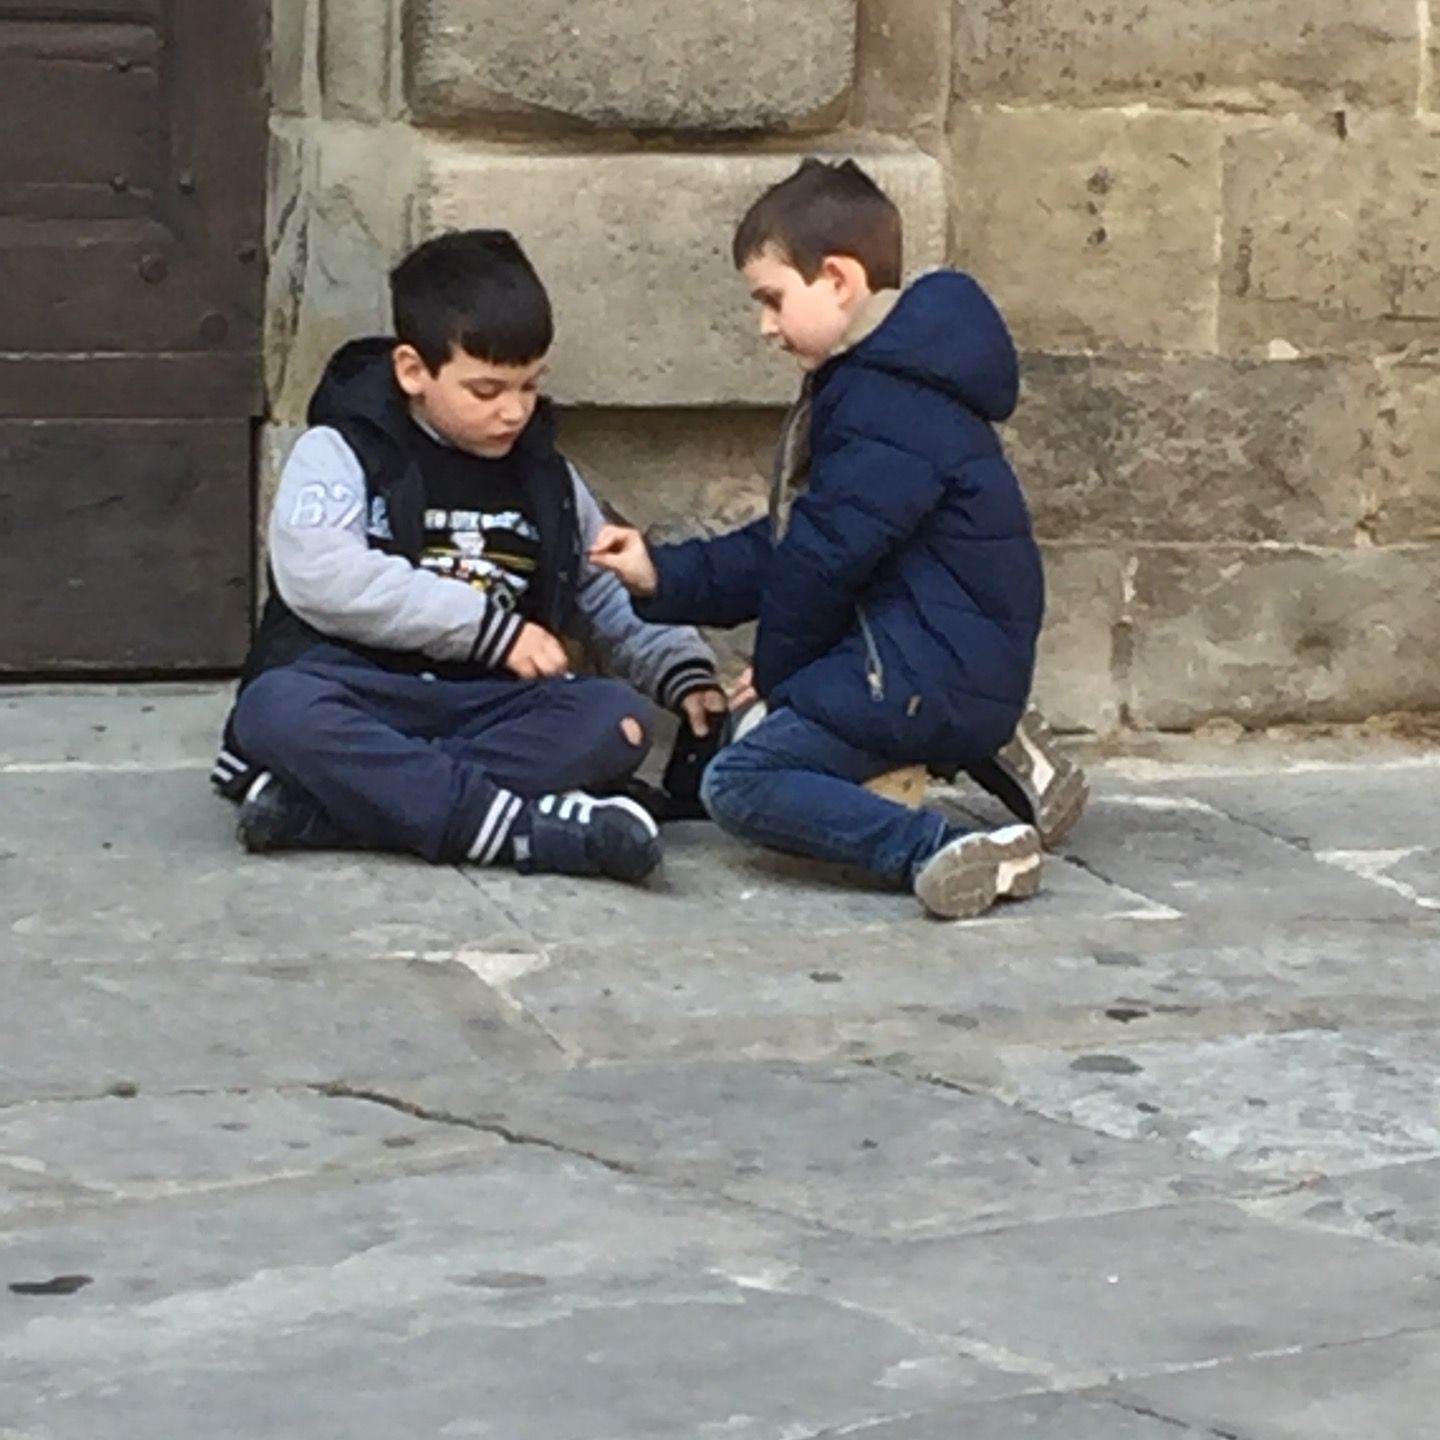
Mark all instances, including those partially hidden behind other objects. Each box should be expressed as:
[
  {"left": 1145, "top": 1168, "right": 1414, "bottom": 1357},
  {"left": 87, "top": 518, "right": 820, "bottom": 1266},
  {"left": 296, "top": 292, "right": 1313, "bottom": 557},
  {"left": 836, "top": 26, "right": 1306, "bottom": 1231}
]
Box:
[{"left": 212, "top": 229, "right": 726, "bottom": 883}]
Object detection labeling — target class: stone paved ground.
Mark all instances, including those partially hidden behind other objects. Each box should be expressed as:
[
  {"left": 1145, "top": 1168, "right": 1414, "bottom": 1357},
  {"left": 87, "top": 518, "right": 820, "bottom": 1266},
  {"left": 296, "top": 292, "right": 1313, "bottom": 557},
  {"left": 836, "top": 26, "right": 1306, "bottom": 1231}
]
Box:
[{"left": 2, "top": 686, "right": 1439, "bottom": 1439}]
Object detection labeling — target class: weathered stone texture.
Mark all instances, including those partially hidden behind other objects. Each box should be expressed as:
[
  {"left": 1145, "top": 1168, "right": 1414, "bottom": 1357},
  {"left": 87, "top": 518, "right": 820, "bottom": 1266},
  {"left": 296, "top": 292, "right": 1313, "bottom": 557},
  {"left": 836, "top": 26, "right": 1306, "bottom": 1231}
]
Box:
[
  {"left": 270, "top": 0, "right": 316, "bottom": 117},
  {"left": 1032, "top": 547, "right": 1126, "bottom": 734},
  {"left": 851, "top": 0, "right": 951, "bottom": 136},
  {"left": 270, "top": 126, "right": 416, "bottom": 422},
  {"left": 1431, "top": 4, "right": 1440, "bottom": 113},
  {"left": 417, "top": 149, "right": 948, "bottom": 406},
  {"left": 405, "top": 0, "right": 857, "bottom": 132},
  {"left": 264, "top": 125, "right": 310, "bottom": 412},
  {"left": 952, "top": 109, "right": 1222, "bottom": 354},
  {"left": 1127, "top": 547, "right": 1440, "bottom": 727},
  {"left": 1011, "top": 356, "right": 1375, "bottom": 545},
  {"left": 559, "top": 409, "right": 778, "bottom": 540},
  {"left": 952, "top": 0, "right": 1422, "bottom": 111},
  {"left": 1222, "top": 117, "right": 1440, "bottom": 358},
  {"left": 321, "top": 0, "right": 399, "bottom": 121},
  {"left": 1367, "top": 365, "right": 1440, "bottom": 544}
]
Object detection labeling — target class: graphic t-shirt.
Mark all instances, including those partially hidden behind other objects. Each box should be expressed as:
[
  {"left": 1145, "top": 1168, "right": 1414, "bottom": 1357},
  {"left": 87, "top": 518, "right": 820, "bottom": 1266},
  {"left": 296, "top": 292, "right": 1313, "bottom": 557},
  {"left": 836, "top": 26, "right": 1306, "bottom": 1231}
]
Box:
[{"left": 409, "top": 424, "right": 543, "bottom": 620}]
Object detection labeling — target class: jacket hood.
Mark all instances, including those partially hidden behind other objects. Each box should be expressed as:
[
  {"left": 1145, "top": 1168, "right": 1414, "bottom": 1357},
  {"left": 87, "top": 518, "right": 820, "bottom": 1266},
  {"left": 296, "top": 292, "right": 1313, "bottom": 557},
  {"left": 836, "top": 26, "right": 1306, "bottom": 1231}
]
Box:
[
  {"left": 845, "top": 271, "right": 1019, "bottom": 423},
  {"left": 306, "top": 337, "right": 412, "bottom": 441}
]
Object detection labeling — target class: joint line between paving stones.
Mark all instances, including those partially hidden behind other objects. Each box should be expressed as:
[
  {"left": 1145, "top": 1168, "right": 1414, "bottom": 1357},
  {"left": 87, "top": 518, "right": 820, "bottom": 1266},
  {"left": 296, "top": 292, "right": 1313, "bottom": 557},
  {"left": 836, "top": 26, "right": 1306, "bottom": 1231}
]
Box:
[
  {"left": 1111, "top": 1397, "right": 1246, "bottom": 1440},
  {"left": 314, "top": 1081, "right": 643, "bottom": 1176},
  {"left": 1191, "top": 794, "right": 1440, "bottom": 916}
]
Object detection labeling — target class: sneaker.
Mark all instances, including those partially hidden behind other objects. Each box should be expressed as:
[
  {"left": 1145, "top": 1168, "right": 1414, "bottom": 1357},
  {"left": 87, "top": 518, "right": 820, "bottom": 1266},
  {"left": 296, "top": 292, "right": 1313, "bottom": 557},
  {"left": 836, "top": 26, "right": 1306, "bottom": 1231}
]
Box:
[
  {"left": 237, "top": 773, "right": 353, "bottom": 853},
  {"left": 967, "top": 708, "right": 1089, "bottom": 850},
  {"left": 511, "top": 791, "right": 662, "bottom": 884},
  {"left": 913, "top": 823, "right": 1043, "bottom": 920}
]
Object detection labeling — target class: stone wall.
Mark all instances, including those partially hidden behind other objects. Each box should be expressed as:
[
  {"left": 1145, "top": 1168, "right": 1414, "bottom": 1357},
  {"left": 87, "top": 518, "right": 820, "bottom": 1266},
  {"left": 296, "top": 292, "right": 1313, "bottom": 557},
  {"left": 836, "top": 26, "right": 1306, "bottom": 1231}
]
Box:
[{"left": 265, "top": 0, "right": 1440, "bottom": 732}]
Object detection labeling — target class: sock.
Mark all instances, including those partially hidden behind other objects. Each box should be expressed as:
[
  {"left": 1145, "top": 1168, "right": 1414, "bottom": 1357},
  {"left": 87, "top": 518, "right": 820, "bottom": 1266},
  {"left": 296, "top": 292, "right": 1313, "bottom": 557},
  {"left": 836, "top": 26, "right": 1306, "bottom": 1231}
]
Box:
[{"left": 464, "top": 789, "right": 526, "bottom": 866}]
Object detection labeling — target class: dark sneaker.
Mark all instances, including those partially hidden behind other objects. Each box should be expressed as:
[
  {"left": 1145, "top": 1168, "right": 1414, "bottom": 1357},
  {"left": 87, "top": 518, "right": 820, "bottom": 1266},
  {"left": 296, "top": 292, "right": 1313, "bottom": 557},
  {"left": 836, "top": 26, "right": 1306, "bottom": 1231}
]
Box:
[
  {"left": 913, "top": 823, "right": 1043, "bottom": 920},
  {"left": 511, "top": 791, "right": 662, "bottom": 884},
  {"left": 237, "top": 773, "right": 353, "bottom": 853},
  {"left": 967, "top": 708, "right": 1089, "bottom": 850}
]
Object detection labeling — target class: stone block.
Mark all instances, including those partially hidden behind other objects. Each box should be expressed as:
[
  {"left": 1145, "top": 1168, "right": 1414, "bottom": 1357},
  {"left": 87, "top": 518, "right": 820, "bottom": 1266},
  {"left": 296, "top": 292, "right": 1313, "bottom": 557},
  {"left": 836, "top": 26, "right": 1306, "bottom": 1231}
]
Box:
[
  {"left": 405, "top": 0, "right": 856, "bottom": 133},
  {"left": 557, "top": 407, "right": 777, "bottom": 539},
  {"left": 416, "top": 148, "right": 948, "bottom": 406},
  {"left": 1221, "top": 117, "right": 1440, "bottom": 357},
  {"left": 1126, "top": 545, "right": 1440, "bottom": 727},
  {"left": 1012, "top": 355, "right": 1374, "bottom": 545},
  {"left": 320, "top": 0, "right": 399, "bottom": 121},
  {"left": 851, "top": 0, "right": 950, "bottom": 137},
  {"left": 273, "top": 125, "right": 416, "bottom": 422},
  {"left": 1032, "top": 546, "right": 1125, "bottom": 734},
  {"left": 270, "top": 0, "right": 316, "bottom": 117},
  {"left": 1367, "top": 363, "right": 1440, "bottom": 543},
  {"left": 952, "top": 0, "right": 1422, "bottom": 110},
  {"left": 952, "top": 108, "right": 1222, "bottom": 353}
]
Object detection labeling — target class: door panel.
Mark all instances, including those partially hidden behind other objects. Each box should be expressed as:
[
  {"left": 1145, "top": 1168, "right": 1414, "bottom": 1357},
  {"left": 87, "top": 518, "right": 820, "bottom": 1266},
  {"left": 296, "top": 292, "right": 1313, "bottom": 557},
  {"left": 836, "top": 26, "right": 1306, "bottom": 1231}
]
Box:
[{"left": 0, "top": 0, "right": 267, "bottom": 671}]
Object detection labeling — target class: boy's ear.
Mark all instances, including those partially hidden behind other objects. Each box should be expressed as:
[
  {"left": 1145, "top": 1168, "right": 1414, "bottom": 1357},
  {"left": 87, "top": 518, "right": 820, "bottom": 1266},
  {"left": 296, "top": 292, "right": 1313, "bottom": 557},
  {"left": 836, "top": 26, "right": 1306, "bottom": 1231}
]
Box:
[
  {"left": 392, "top": 343, "right": 430, "bottom": 397},
  {"left": 821, "top": 254, "right": 871, "bottom": 305}
]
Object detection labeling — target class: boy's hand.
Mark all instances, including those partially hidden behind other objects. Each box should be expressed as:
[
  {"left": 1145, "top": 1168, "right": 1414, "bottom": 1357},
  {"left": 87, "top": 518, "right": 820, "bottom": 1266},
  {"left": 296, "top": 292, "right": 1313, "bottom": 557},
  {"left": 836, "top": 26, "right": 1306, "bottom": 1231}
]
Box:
[
  {"left": 680, "top": 686, "right": 728, "bottom": 738},
  {"left": 589, "top": 524, "right": 659, "bottom": 597},
  {"left": 506, "top": 622, "right": 569, "bottom": 680},
  {"left": 727, "top": 666, "right": 759, "bottom": 711}
]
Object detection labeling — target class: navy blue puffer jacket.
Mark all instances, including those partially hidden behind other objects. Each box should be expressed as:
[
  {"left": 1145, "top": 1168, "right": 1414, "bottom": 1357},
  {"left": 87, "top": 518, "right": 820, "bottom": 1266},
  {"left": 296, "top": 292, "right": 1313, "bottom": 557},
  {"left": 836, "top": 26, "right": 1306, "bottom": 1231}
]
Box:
[{"left": 644, "top": 271, "right": 1045, "bottom": 765}]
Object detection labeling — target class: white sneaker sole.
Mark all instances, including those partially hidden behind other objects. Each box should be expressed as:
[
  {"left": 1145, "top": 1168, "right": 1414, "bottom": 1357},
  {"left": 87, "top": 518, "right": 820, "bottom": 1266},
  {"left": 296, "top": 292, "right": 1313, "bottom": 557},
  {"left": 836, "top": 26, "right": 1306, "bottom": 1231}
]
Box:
[
  {"left": 913, "top": 824, "right": 1043, "bottom": 920},
  {"left": 995, "top": 710, "right": 1089, "bottom": 850}
]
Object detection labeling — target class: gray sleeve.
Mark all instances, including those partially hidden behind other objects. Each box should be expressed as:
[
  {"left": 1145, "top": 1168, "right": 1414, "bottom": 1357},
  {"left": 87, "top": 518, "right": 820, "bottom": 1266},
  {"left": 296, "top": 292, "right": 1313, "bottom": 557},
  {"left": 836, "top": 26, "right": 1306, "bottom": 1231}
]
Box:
[
  {"left": 267, "top": 427, "right": 523, "bottom": 668},
  {"left": 566, "top": 464, "right": 719, "bottom": 710}
]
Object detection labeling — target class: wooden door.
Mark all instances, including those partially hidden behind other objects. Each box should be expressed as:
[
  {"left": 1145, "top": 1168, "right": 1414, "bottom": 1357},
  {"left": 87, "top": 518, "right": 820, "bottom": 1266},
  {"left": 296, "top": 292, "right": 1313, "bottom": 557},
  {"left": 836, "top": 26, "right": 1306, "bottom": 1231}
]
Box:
[{"left": 0, "top": 0, "right": 267, "bottom": 672}]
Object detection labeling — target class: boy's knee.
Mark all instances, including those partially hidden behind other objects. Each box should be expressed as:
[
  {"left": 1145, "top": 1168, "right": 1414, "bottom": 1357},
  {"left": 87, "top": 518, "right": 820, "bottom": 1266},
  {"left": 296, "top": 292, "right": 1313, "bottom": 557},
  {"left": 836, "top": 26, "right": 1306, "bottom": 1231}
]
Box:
[
  {"left": 584, "top": 679, "right": 653, "bottom": 759},
  {"left": 231, "top": 667, "right": 328, "bottom": 761}
]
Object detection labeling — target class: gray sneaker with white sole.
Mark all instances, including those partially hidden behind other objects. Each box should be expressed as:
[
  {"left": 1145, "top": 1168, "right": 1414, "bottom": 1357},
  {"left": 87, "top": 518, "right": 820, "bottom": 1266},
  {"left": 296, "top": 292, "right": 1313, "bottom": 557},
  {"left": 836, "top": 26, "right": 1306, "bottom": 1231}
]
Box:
[{"left": 912, "top": 823, "right": 1043, "bottom": 920}]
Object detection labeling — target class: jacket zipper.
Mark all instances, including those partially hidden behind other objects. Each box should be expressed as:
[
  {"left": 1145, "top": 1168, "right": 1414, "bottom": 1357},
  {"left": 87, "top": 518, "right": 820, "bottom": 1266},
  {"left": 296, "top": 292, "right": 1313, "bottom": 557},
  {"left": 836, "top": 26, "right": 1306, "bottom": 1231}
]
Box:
[{"left": 857, "top": 607, "right": 885, "bottom": 702}]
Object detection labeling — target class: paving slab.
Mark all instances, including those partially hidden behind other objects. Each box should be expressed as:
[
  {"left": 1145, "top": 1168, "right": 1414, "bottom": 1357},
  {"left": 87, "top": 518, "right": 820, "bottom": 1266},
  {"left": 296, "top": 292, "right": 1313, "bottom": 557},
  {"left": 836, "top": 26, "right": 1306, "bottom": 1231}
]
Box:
[
  {"left": 1144, "top": 762, "right": 1440, "bottom": 854},
  {"left": 0, "top": 850, "right": 529, "bottom": 966},
  {"left": 793, "top": 1201, "right": 1440, "bottom": 1379},
  {"left": 1245, "top": 1157, "right": 1440, "bottom": 1252},
  {"left": 0, "top": 1150, "right": 1022, "bottom": 1440},
  {"left": 496, "top": 919, "right": 1440, "bottom": 1068},
  {"left": 0, "top": 686, "right": 228, "bottom": 768},
  {"left": 0, "top": 956, "right": 561, "bottom": 1105},
  {"left": 369, "top": 1060, "right": 1231, "bottom": 1240},
  {"left": 1118, "top": 1330, "right": 1440, "bottom": 1440},
  {"left": 981, "top": 1026, "right": 1440, "bottom": 1180},
  {"left": 1050, "top": 792, "right": 1423, "bottom": 922}
]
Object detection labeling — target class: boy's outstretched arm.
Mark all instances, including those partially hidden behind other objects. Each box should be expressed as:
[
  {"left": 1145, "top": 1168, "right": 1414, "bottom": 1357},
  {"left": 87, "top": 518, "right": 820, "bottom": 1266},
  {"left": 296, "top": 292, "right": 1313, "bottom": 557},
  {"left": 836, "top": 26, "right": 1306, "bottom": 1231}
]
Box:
[
  {"left": 591, "top": 518, "right": 772, "bottom": 629},
  {"left": 569, "top": 470, "right": 725, "bottom": 731},
  {"left": 269, "top": 428, "right": 566, "bottom": 677},
  {"left": 754, "top": 431, "right": 944, "bottom": 694}
]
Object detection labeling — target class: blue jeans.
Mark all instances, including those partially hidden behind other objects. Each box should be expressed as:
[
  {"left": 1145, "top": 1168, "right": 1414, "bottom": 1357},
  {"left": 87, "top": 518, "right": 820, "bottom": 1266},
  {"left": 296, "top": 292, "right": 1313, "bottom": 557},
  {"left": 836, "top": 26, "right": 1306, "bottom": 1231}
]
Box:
[{"left": 700, "top": 706, "right": 952, "bottom": 885}]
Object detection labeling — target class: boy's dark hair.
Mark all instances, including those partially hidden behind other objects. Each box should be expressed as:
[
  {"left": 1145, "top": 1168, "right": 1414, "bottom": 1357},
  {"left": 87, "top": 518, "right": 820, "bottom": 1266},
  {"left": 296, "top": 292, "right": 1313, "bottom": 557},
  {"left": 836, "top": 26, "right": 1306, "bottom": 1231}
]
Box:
[
  {"left": 390, "top": 229, "right": 554, "bottom": 372},
  {"left": 732, "top": 158, "right": 903, "bottom": 291}
]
